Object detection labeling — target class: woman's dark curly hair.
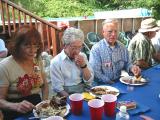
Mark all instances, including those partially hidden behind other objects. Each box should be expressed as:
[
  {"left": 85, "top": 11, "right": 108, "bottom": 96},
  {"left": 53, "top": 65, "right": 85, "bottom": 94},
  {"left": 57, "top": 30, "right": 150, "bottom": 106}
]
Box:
[{"left": 9, "top": 25, "right": 43, "bottom": 59}]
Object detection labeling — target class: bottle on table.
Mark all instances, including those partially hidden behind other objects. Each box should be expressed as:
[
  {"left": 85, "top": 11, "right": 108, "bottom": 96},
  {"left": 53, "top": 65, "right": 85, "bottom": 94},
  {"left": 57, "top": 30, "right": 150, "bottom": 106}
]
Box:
[{"left": 116, "top": 105, "right": 130, "bottom": 120}]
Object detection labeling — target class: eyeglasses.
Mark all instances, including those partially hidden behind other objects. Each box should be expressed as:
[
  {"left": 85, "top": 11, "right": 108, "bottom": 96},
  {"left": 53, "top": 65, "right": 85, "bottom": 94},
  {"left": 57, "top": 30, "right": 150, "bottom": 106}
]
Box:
[
  {"left": 23, "top": 44, "right": 40, "bottom": 49},
  {"left": 69, "top": 45, "right": 83, "bottom": 51},
  {"left": 104, "top": 30, "right": 117, "bottom": 35}
]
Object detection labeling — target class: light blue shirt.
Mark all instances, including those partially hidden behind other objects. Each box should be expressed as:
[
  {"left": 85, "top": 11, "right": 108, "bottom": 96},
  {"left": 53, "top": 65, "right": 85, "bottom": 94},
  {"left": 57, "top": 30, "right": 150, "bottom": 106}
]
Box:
[
  {"left": 151, "top": 31, "right": 160, "bottom": 53},
  {"left": 89, "top": 39, "right": 132, "bottom": 83},
  {"left": 50, "top": 50, "right": 94, "bottom": 93}
]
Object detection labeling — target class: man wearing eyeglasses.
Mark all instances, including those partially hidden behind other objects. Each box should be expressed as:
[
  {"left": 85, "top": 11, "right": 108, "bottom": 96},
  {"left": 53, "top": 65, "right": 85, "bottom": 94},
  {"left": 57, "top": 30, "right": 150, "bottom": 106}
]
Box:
[
  {"left": 89, "top": 18, "right": 141, "bottom": 84},
  {"left": 50, "top": 27, "right": 94, "bottom": 97}
]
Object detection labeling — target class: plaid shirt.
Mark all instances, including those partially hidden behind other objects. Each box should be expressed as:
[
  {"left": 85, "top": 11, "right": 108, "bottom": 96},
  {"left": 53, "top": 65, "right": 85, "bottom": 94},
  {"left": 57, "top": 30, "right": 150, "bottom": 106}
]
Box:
[
  {"left": 89, "top": 39, "right": 132, "bottom": 83},
  {"left": 128, "top": 32, "right": 155, "bottom": 66}
]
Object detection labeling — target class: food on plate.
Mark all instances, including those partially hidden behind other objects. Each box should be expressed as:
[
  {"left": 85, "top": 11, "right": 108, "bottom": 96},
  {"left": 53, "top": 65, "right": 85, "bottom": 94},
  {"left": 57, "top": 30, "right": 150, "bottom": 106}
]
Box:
[
  {"left": 122, "top": 76, "right": 147, "bottom": 84},
  {"left": 91, "top": 87, "right": 107, "bottom": 95},
  {"left": 50, "top": 96, "right": 67, "bottom": 108},
  {"left": 82, "top": 92, "right": 95, "bottom": 101},
  {"left": 90, "top": 86, "right": 119, "bottom": 96},
  {"left": 35, "top": 96, "right": 67, "bottom": 118},
  {"left": 117, "top": 100, "right": 137, "bottom": 110},
  {"left": 107, "top": 91, "right": 119, "bottom": 95}
]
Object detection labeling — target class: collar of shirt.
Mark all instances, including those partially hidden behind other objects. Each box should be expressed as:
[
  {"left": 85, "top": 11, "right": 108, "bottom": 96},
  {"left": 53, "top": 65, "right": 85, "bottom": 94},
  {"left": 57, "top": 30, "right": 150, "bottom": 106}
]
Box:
[
  {"left": 103, "top": 39, "right": 120, "bottom": 49},
  {"left": 61, "top": 50, "right": 71, "bottom": 61}
]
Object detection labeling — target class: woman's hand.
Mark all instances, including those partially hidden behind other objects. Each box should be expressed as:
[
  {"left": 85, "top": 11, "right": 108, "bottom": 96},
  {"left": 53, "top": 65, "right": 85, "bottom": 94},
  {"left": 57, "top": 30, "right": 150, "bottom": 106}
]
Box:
[{"left": 15, "top": 100, "right": 35, "bottom": 113}]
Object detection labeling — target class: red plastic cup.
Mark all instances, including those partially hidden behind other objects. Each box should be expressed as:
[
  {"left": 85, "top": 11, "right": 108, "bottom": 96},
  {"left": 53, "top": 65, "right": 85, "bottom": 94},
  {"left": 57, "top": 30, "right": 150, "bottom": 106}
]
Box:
[
  {"left": 69, "top": 93, "right": 83, "bottom": 115},
  {"left": 101, "top": 94, "right": 117, "bottom": 117},
  {"left": 88, "top": 99, "right": 104, "bottom": 120}
]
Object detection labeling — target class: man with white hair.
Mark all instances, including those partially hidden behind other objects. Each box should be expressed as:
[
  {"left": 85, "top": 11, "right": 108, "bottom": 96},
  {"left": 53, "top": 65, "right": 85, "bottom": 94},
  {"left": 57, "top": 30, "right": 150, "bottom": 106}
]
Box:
[
  {"left": 128, "top": 18, "right": 160, "bottom": 69},
  {"left": 50, "top": 27, "right": 94, "bottom": 97},
  {"left": 89, "top": 18, "right": 141, "bottom": 84}
]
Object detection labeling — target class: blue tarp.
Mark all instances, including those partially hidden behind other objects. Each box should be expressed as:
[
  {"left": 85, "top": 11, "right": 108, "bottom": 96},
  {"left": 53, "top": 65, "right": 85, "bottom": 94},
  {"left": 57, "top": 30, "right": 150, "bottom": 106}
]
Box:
[
  {"left": 44, "top": 8, "right": 152, "bottom": 22},
  {"left": 94, "top": 8, "right": 152, "bottom": 19}
]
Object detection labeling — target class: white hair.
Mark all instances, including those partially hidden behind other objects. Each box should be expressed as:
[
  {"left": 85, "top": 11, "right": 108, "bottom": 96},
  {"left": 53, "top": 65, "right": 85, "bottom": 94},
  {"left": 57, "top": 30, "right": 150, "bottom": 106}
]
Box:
[
  {"left": 102, "top": 18, "right": 118, "bottom": 27},
  {"left": 62, "top": 27, "right": 84, "bottom": 45}
]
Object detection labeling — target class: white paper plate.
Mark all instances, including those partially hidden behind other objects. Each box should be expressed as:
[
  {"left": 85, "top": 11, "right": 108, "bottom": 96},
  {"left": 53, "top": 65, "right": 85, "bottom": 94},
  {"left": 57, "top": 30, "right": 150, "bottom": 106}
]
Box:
[
  {"left": 90, "top": 85, "right": 120, "bottom": 98},
  {"left": 120, "top": 76, "right": 148, "bottom": 86},
  {"left": 33, "top": 100, "right": 70, "bottom": 119}
]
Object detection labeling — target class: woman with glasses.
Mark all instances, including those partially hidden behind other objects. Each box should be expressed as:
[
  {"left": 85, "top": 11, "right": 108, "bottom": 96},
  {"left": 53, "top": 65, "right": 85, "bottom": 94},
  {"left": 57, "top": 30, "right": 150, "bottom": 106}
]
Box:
[
  {"left": 0, "top": 25, "right": 49, "bottom": 120},
  {"left": 50, "top": 27, "right": 94, "bottom": 97}
]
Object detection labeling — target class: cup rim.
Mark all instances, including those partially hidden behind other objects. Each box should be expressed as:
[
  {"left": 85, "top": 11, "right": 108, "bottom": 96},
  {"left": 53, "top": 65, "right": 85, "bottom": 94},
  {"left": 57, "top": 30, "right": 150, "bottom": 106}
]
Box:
[
  {"left": 69, "top": 93, "right": 84, "bottom": 101},
  {"left": 101, "top": 94, "right": 117, "bottom": 102},
  {"left": 88, "top": 99, "right": 104, "bottom": 108}
]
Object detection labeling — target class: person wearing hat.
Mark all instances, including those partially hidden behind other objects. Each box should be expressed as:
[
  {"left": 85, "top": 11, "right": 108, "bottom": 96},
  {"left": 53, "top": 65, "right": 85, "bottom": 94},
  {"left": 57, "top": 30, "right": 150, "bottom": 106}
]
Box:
[
  {"left": 128, "top": 18, "right": 160, "bottom": 69},
  {"left": 0, "top": 39, "right": 8, "bottom": 61}
]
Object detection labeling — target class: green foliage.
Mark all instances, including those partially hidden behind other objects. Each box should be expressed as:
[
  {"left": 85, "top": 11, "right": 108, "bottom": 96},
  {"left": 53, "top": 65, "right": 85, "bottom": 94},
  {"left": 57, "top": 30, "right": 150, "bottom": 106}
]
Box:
[
  {"left": 11, "top": 0, "right": 96, "bottom": 17},
  {"left": 129, "top": 0, "right": 160, "bottom": 20},
  {"left": 11, "top": 0, "right": 160, "bottom": 20},
  {"left": 42, "top": 0, "right": 95, "bottom": 17},
  {"left": 98, "top": 0, "right": 160, "bottom": 20},
  {"left": 11, "top": 0, "right": 45, "bottom": 14}
]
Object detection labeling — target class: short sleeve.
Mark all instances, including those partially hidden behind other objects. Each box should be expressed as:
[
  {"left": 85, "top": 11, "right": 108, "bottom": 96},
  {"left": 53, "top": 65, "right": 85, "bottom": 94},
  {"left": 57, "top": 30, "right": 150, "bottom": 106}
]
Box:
[{"left": 0, "top": 64, "right": 9, "bottom": 87}]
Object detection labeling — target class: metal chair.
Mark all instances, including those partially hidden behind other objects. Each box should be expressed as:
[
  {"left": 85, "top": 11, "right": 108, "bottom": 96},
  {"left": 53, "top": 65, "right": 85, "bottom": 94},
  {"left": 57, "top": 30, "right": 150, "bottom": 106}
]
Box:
[
  {"left": 83, "top": 32, "right": 101, "bottom": 59},
  {"left": 118, "top": 32, "right": 130, "bottom": 48},
  {"left": 86, "top": 32, "right": 101, "bottom": 46},
  {"left": 82, "top": 42, "right": 90, "bottom": 60}
]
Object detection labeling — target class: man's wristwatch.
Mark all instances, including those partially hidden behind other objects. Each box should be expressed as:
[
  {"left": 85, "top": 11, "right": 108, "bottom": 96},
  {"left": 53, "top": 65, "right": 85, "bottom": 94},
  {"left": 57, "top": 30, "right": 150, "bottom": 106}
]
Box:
[{"left": 80, "top": 64, "right": 87, "bottom": 69}]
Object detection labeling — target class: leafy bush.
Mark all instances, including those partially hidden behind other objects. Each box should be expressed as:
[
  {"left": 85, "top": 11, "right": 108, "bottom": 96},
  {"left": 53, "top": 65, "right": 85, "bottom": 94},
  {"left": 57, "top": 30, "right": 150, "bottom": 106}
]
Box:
[{"left": 11, "top": 0, "right": 160, "bottom": 20}]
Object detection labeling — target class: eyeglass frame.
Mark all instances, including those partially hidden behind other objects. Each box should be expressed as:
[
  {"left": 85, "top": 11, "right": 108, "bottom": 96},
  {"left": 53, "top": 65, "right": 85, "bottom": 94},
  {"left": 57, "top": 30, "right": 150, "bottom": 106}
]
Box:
[
  {"left": 68, "top": 44, "right": 83, "bottom": 51},
  {"left": 22, "top": 44, "right": 40, "bottom": 50},
  {"left": 103, "top": 30, "right": 118, "bottom": 35}
]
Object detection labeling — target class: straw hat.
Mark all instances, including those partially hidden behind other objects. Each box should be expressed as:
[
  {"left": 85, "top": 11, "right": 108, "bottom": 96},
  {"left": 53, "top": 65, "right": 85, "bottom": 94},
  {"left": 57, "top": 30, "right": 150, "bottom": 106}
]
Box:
[
  {"left": 138, "top": 18, "right": 160, "bottom": 33},
  {"left": 0, "top": 39, "right": 7, "bottom": 52}
]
